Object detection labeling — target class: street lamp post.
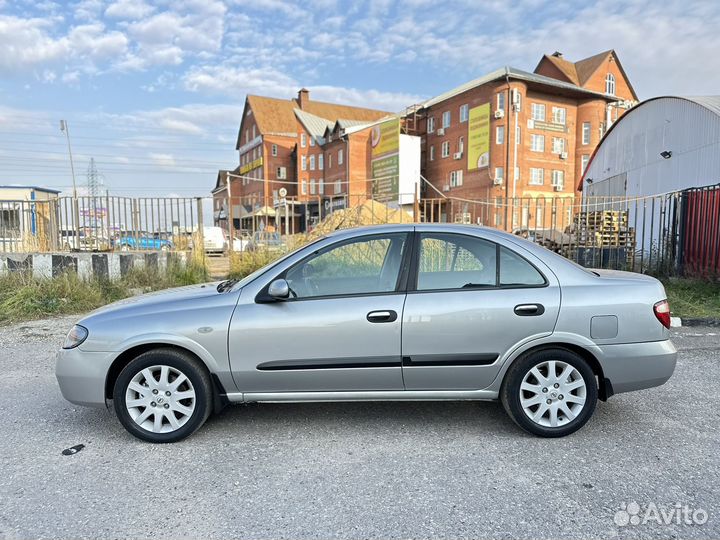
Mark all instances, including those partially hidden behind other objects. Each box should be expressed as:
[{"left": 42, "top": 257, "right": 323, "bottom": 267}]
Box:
[{"left": 60, "top": 120, "right": 81, "bottom": 247}]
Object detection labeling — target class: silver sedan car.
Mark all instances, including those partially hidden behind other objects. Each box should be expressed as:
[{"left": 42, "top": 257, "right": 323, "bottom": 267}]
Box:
[{"left": 56, "top": 224, "right": 677, "bottom": 442}]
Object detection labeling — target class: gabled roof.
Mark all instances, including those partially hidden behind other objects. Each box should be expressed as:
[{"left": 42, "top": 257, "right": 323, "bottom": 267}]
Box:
[
  {"left": 535, "top": 50, "right": 639, "bottom": 101},
  {"left": 294, "top": 109, "right": 334, "bottom": 144},
  {"left": 542, "top": 54, "right": 580, "bottom": 85},
  {"left": 237, "top": 94, "right": 390, "bottom": 149},
  {"left": 422, "top": 66, "right": 613, "bottom": 109}
]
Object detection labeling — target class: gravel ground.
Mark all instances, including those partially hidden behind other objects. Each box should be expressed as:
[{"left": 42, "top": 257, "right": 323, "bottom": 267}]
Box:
[{"left": 0, "top": 316, "right": 718, "bottom": 540}]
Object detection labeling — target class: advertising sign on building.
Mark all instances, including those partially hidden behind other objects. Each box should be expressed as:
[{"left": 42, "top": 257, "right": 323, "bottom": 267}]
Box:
[
  {"left": 371, "top": 118, "right": 400, "bottom": 201},
  {"left": 467, "top": 103, "right": 490, "bottom": 170}
]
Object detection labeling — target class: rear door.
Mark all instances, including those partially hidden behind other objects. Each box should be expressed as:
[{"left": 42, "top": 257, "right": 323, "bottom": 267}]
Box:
[{"left": 401, "top": 230, "right": 561, "bottom": 390}]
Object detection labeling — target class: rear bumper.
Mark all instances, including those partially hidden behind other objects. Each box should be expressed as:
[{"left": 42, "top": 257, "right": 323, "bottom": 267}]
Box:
[
  {"left": 597, "top": 339, "right": 677, "bottom": 395},
  {"left": 56, "top": 348, "right": 115, "bottom": 408}
]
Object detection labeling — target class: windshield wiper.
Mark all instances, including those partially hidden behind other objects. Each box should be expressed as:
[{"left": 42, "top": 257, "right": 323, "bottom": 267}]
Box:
[{"left": 216, "top": 278, "right": 239, "bottom": 293}]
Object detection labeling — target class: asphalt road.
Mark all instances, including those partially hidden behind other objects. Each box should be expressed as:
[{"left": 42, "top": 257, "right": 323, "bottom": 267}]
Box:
[{"left": 0, "top": 316, "right": 718, "bottom": 540}]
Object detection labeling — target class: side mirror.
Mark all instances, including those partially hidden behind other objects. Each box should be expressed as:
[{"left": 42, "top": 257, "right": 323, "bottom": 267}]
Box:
[{"left": 267, "top": 278, "right": 290, "bottom": 300}]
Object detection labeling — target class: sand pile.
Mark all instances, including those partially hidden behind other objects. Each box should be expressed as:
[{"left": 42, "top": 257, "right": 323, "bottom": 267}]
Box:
[{"left": 312, "top": 200, "right": 413, "bottom": 235}]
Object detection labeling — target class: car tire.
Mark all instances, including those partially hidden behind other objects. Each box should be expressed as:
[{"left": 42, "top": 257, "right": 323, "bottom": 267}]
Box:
[
  {"left": 500, "top": 348, "right": 597, "bottom": 438},
  {"left": 113, "top": 348, "right": 213, "bottom": 443}
]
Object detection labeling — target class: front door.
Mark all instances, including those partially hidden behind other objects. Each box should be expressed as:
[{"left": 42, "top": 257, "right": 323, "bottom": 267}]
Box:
[
  {"left": 228, "top": 232, "right": 411, "bottom": 393},
  {"left": 401, "top": 231, "right": 560, "bottom": 391}
]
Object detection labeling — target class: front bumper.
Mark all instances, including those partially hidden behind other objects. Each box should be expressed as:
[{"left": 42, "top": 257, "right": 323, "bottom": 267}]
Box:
[
  {"left": 56, "top": 347, "right": 115, "bottom": 408},
  {"left": 597, "top": 339, "right": 677, "bottom": 395}
]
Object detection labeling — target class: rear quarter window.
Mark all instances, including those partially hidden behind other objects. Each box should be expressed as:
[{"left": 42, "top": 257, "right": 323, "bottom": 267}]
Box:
[{"left": 499, "top": 246, "right": 546, "bottom": 286}]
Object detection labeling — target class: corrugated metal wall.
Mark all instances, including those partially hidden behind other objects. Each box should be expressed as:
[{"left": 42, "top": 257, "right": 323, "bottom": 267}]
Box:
[{"left": 585, "top": 97, "right": 720, "bottom": 197}]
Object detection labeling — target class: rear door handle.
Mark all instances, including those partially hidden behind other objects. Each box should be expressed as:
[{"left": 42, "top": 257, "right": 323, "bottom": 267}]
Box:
[
  {"left": 367, "top": 310, "right": 398, "bottom": 323},
  {"left": 514, "top": 303, "right": 545, "bottom": 316}
]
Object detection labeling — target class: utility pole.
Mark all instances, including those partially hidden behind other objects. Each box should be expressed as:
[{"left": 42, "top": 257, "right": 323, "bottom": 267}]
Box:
[
  {"left": 60, "top": 120, "right": 78, "bottom": 199},
  {"left": 225, "top": 171, "right": 234, "bottom": 253},
  {"left": 60, "top": 120, "right": 81, "bottom": 245}
]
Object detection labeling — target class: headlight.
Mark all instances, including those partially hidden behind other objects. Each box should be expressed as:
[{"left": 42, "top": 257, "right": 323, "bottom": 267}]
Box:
[{"left": 63, "top": 325, "right": 89, "bottom": 349}]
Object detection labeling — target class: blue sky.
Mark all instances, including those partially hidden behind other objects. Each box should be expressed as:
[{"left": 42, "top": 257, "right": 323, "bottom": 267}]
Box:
[{"left": 1, "top": 0, "right": 719, "bottom": 198}]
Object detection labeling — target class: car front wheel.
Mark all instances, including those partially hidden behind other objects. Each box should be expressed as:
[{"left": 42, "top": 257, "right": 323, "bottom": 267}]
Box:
[
  {"left": 113, "top": 349, "right": 213, "bottom": 443},
  {"left": 501, "top": 348, "right": 597, "bottom": 437}
]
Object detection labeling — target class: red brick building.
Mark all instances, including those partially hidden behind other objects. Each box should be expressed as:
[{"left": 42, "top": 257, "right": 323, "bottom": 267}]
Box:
[
  {"left": 214, "top": 50, "right": 636, "bottom": 232},
  {"left": 409, "top": 50, "right": 636, "bottom": 228},
  {"left": 212, "top": 90, "right": 389, "bottom": 232}
]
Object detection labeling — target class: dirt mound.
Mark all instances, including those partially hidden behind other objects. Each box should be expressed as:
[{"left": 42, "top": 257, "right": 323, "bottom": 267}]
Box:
[{"left": 312, "top": 200, "right": 413, "bottom": 236}]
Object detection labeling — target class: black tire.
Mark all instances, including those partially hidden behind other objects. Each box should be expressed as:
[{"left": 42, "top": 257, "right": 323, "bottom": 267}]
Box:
[
  {"left": 113, "top": 348, "right": 213, "bottom": 443},
  {"left": 500, "top": 348, "right": 597, "bottom": 438}
]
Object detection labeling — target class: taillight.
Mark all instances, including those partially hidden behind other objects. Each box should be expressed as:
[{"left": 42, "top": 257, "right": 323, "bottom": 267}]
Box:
[{"left": 654, "top": 300, "right": 671, "bottom": 329}]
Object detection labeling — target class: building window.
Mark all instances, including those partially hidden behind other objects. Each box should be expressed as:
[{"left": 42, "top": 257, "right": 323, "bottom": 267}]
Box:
[
  {"left": 581, "top": 155, "right": 590, "bottom": 175},
  {"left": 338, "top": 149, "right": 343, "bottom": 165},
  {"left": 310, "top": 179, "right": 316, "bottom": 195},
  {"left": 582, "top": 122, "right": 591, "bottom": 145},
  {"left": 529, "top": 168, "right": 544, "bottom": 185},
  {"left": 441, "top": 141, "right": 450, "bottom": 158},
  {"left": 605, "top": 73, "right": 616, "bottom": 95},
  {"left": 319, "top": 154, "right": 324, "bottom": 170},
  {"left": 328, "top": 153, "right": 332, "bottom": 168},
  {"left": 271, "top": 144, "right": 278, "bottom": 156},
  {"left": 252, "top": 125, "right": 256, "bottom": 138},
  {"left": 450, "top": 170, "right": 463, "bottom": 187},
  {"left": 458, "top": 136, "right": 464, "bottom": 154},
  {"left": 301, "top": 155, "right": 307, "bottom": 171},
  {"left": 551, "top": 137, "right": 566, "bottom": 154},
  {"left": 309, "top": 155, "right": 315, "bottom": 170},
  {"left": 459, "top": 104, "right": 469, "bottom": 123},
  {"left": 334, "top": 179, "right": 341, "bottom": 194},
  {"left": 427, "top": 116, "right": 435, "bottom": 133},
  {"left": 319, "top": 179, "right": 324, "bottom": 194},
  {"left": 300, "top": 133, "right": 307, "bottom": 148},
  {"left": 245, "top": 128, "right": 249, "bottom": 143},
  {"left": 497, "top": 92, "right": 506, "bottom": 111},
  {"left": 496, "top": 126, "right": 505, "bottom": 145},
  {"left": 442, "top": 111, "right": 451, "bottom": 129},
  {"left": 301, "top": 180, "right": 307, "bottom": 195},
  {"left": 310, "top": 136, "right": 315, "bottom": 147},
  {"left": 495, "top": 167, "right": 504, "bottom": 182},
  {"left": 531, "top": 103, "right": 545, "bottom": 121},
  {"left": 551, "top": 170, "right": 564, "bottom": 189},
  {"left": 551, "top": 107, "right": 566, "bottom": 125},
  {"left": 276, "top": 166, "right": 286, "bottom": 179},
  {"left": 429, "top": 145, "right": 435, "bottom": 161},
  {"left": 530, "top": 134, "right": 545, "bottom": 152}
]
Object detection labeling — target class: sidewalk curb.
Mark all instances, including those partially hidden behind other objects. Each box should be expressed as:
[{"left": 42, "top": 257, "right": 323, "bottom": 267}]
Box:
[{"left": 671, "top": 317, "right": 720, "bottom": 328}]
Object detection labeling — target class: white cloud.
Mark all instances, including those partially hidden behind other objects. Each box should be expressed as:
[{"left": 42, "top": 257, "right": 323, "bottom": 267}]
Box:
[
  {"left": 149, "top": 153, "right": 176, "bottom": 167},
  {"left": 105, "top": 0, "right": 155, "bottom": 19},
  {"left": 182, "top": 65, "right": 297, "bottom": 97}
]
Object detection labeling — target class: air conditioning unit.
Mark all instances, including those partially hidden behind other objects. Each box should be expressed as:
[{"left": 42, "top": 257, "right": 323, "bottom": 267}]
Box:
[
  {"left": 494, "top": 110, "right": 505, "bottom": 119},
  {"left": 492, "top": 177, "right": 503, "bottom": 186},
  {"left": 511, "top": 89, "right": 521, "bottom": 111},
  {"left": 453, "top": 152, "right": 462, "bottom": 160},
  {"left": 437, "top": 128, "right": 446, "bottom": 136},
  {"left": 560, "top": 152, "right": 568, "bottom": 160},
  {"left": 527, "top": 119, "right": 535, "bottom": 129},
  {"left": 553, "top": 184, "right": 564, "bottom": 191},
  {"left": 442, "top": 184, "right": 450, "bottom": 192}
]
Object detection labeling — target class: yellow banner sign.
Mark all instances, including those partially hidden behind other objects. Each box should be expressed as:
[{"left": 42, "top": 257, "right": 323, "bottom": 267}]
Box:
[
  {"left": 371, "top": 118, "right": 400, "bottom": 158},
  {"left": 239, "top": 156, "right": 263, "bottom": 175},
  {"left": 467, "top": 104, "right": 490, "bottom": 170}
]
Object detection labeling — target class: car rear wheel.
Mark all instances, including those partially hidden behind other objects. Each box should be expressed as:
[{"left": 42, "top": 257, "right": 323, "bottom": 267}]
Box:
[
  {"left": 501, "top": 348, "right": 597, "bottom": 437},
  {"left": 113, "top": 349, "right": 213, "bottom": 443}
]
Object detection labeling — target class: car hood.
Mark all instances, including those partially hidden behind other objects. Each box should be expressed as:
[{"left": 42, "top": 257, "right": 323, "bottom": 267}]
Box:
[{"left": 84, "top": 282, "right": 225, "bottom": 318}]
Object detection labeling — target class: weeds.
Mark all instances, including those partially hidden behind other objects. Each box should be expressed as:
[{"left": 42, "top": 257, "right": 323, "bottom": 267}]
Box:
[{"left": 0, "top": 259, "right": 208, "bottom": 325}]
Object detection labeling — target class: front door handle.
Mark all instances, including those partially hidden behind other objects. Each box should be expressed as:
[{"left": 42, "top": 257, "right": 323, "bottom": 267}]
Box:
[
  {"left": 367, "top": 310, "right": 398, "bottom": 323},
  {"left": 514, "top": 303, "right": 545, "bottom": 316}
]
